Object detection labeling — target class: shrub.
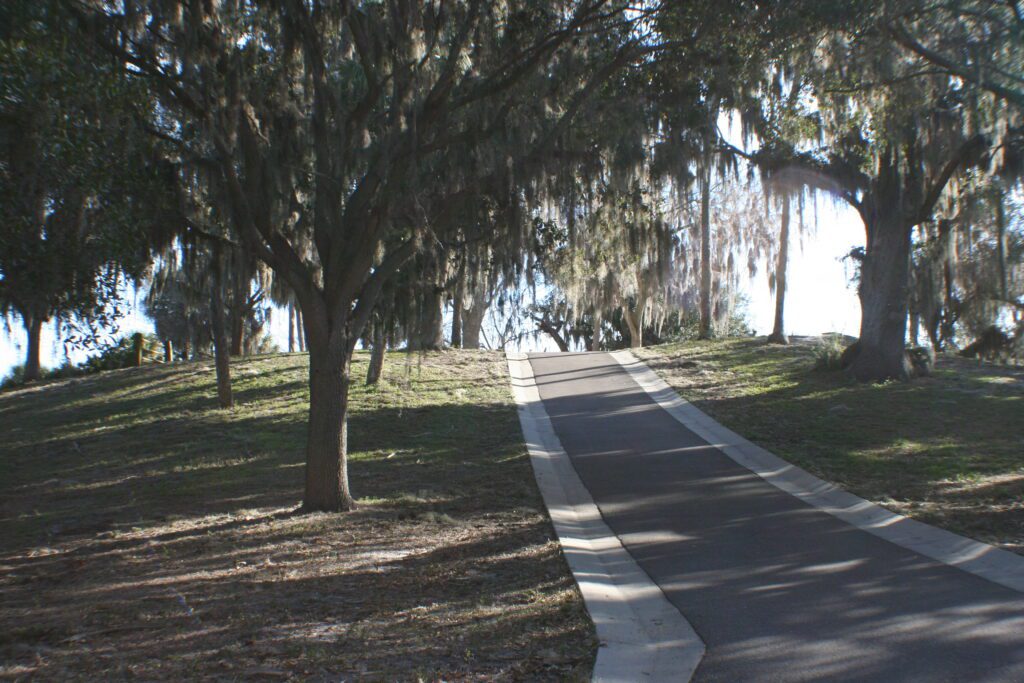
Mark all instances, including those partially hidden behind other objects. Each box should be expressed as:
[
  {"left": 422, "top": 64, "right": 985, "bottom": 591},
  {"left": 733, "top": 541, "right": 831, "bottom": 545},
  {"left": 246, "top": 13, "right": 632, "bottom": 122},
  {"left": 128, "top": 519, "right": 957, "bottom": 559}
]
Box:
[
  {"left": 812, "top": 335, "right": 846, "bottom": 371},
  {"left": 1, "top": 332, "right": 162, "bottom": 390},
  {"left": 906, "top": 345, "right": 935, "bottom": 377}
]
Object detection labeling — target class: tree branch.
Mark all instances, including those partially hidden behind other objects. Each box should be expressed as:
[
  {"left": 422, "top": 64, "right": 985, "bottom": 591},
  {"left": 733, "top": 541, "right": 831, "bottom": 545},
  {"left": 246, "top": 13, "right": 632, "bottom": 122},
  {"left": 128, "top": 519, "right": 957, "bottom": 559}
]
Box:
[{"left": 917, "top": 133, "right": 988, "bottom": 223}]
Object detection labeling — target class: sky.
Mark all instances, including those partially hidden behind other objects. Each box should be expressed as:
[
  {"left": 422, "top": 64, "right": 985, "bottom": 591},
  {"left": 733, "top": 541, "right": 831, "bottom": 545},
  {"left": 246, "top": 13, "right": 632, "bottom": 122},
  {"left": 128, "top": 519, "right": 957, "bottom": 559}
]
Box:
[
  {"left": 745, "top": 196, "right": 863, "bottom": 338},
  {"left": 0, "top": 197, "right": 865, "bottom": 378}
]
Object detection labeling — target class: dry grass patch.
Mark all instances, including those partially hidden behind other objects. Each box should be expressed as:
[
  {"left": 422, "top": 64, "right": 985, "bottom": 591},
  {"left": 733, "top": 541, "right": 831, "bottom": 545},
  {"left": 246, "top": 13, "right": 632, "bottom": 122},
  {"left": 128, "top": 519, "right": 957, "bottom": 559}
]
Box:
[{"left": 0, "top": 350, "right": 595, "bottom": 681}]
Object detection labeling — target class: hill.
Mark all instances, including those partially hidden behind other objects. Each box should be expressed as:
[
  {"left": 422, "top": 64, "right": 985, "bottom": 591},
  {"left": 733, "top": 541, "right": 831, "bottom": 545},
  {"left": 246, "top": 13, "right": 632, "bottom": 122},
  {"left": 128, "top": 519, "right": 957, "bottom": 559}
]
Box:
[{"left": 0, "top": 351, "right": 594, "bottom": 681}]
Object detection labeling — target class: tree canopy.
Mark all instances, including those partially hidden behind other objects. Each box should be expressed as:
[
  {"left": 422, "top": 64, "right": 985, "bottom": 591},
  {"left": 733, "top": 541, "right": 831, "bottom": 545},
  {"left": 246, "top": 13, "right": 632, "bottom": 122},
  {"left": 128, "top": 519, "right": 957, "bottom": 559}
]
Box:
[{"left": 2, "top": 0, "right": 1021, "bottom": 511}]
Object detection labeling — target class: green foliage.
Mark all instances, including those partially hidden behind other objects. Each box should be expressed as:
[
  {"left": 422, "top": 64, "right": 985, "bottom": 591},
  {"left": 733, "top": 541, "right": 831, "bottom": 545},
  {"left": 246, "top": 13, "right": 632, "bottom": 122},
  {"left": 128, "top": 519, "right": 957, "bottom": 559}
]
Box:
[
  {"left": 812, "top": 334, "right": 847, "bottom": 371},
  {"left": 1, "top": 363, "right": 71, "bottom": 389},
  {"left": 0, "top": 0, "right": 176, "bottom": 340},
  {"left": 0, "top": 332, "right": 163, "bottom": 390}
]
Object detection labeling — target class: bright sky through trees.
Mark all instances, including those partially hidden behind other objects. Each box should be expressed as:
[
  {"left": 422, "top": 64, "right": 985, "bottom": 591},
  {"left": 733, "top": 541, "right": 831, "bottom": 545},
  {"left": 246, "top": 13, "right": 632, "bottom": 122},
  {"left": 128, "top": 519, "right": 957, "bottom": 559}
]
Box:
[{"left": 0, "top": 202, "right": 863, "bottom": 375}]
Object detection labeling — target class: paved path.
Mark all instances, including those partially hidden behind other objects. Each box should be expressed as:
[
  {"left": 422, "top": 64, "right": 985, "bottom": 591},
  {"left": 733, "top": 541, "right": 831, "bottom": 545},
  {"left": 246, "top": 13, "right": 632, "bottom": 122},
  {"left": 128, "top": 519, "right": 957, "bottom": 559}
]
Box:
[{"left": 528, "top": 351, "right": 1024, "bottom": 682}]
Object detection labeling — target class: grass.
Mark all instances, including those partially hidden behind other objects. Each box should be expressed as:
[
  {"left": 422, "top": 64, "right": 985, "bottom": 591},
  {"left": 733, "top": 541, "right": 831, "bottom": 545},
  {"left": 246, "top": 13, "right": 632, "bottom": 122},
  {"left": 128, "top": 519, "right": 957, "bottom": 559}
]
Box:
[
  {"left": 634, "top": 337, "right": 1024, "bottom": 555},
  {"left": 0, "top": 350, "right": 595, "bottom": 681}
]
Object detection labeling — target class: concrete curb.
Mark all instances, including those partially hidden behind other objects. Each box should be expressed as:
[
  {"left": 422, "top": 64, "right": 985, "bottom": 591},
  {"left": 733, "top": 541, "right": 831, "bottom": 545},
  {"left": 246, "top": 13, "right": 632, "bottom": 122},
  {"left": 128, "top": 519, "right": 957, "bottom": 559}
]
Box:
[
  {"left": 506, "top": 352, "right": 705, "bottom": 682},
  {"left": 612, "top": 349, "right": 1024, "bottom": 594}
]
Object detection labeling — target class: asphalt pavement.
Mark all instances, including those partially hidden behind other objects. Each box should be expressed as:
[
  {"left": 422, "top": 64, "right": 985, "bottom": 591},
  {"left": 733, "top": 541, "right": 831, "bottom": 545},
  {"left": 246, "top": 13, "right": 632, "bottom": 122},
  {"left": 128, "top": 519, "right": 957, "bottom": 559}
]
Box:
[{"left": 528, "top": 351, "right": 1024, "bottom": 682}]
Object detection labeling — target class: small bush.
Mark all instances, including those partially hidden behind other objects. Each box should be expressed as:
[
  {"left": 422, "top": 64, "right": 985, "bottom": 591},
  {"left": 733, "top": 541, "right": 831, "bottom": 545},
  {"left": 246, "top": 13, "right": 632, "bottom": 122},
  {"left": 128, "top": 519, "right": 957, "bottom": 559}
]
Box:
[
  {"left": 78, "top": 333, "right": 162, "bottom": 373},
  {"left": 812, "top": 335, "right": 846, "bottom": 371},
  {"left": 907, "top": 345, "right": 935, "bottom": 377}
]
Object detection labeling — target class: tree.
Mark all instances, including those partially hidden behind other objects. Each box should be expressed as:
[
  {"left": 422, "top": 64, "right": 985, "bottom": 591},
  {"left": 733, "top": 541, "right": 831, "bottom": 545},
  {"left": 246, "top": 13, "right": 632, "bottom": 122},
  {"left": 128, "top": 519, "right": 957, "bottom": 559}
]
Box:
[
  {"left": 910, "top": 178, "right": 1024, "bottom": 349},
  {"left": 83, "top": 1, "right": 648, "bottom": 511},
  {"left": 0, "top": 1, "right": 175, "bottom": 381},
  {"left": 539, "top": 181, "right": 676, "bottom": 349},
  {"left": 766, "top": 195, "right": 792, "bottom": 344},
  {"left": 882, "top": 1, "right": 1024, "bottom": 110},
  {"left": 145, "top": 258, "right": 212, "bottom": 361},
  {"left": 735, "top": 11, "right": 1014, "bottom": 380},
  {"left": 818, "top": 37, "right": 1002, "bottom": 379}
]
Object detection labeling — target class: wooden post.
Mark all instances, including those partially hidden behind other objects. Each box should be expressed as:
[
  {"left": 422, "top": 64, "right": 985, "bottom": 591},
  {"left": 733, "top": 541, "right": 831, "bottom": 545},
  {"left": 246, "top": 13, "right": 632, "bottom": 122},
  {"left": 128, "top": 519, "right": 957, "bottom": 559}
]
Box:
[{"left": 133, "top": 333, "right": 145, "bottom": 367}]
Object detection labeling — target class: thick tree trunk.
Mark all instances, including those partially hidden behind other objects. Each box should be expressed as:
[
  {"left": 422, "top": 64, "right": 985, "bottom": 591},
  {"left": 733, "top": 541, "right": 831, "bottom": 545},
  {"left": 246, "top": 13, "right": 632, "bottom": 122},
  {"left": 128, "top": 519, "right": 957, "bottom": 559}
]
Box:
[
  {"left": 22, "top": 314, "right": 43, "bottom": 382},
  {"left": 768, "top": 197, "right": 790, "bottom": 345},
  {"left": 304, "top": 335, "right": 356, "bottom": 511},
  {"left": 366, "top": 321, "right": 386, "bottom": 386},
  {"left": 210, "top": 257, "right": 234, "bottom": 408},
  {"left": 624, "top": 300, "right": 644, "bottom": 349},
  {"left": 182, "top": 337, "right": 190, "bottom": 362},
  {"left": 426, "top": 289, "right": 444, "bottom": 350},
  {"left": 410, "top": 289, "right": 444, "bottom": 350},
  {"left": 699, "top": 162, "right": 713, "bottom": 340},
  {"left": 462, "top": 299, "right": 487, "bottom": 349},
  {"left": 849, "top": 212, "right": 913, "bottom": 381},
  {"left": 164, "top": 340, "right": 174, "bottom": 363},
  {"left": 591, "top": 310, "right": 603, "bottom": 351}
]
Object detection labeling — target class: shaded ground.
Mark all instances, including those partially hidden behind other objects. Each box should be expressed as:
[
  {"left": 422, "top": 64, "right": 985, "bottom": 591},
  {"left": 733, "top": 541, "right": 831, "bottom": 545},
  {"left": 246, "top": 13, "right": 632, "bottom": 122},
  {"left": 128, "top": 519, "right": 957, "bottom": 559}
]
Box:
[
  {"left": 635, "top": 338, "right": 1024, "bottom": 555},
  {"left": 0, "top": 350, "right": 595, "bottom": 681}
]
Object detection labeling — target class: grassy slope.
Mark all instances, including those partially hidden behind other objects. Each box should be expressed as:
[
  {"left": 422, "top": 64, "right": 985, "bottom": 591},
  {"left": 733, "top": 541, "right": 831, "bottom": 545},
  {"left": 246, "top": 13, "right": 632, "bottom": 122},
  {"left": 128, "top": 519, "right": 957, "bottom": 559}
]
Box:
[
  {"left": 0, "top": 351, "right": 595, "bottom": 681},
  {"left": 635, "top": 338, "right": 1024, "bottom": 554}
]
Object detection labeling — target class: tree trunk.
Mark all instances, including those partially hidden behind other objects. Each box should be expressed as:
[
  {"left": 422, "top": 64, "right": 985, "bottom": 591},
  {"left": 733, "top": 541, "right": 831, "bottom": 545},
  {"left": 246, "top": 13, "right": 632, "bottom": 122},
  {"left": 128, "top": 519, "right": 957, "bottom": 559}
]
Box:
[
  {"left": 849, "top": 211, "right": 913, "bottom": 381},
  {"left": 210, "top": 255, "right": 234, "bottom": 408},
  {"left": 767, "top": 197, "right": 790, "bottom": 345},
  {"left": 410, "top": 289, "right": 444, "bottom": 350},
  {"left": 451, "top": 256, "right": 466, "bottom": 349},
  {"left": 22, "top": 314, "right": 43, "bottom": 382},
  {"left": 296, "top": 308, "right": 305, "bottom": 352},
  {"left": 426, "top": 289, "right": 444, "bottom": 349},
  {"left": 996, "top": 191, "right": 1008, "bottom": 301},
  {"left": 624, "top": 305, "right": 642, "bottom": 348},
  {"left": 909, "top": 312, "right": 920, "bottom": 347},
  {"left": 288, "top": 303, "right": 296, "bottom": 353},
  {"left": 591, "top": 310, "right": 603, "bottom": 351},
  {"left": 537, "top": 317, "right": 570, "bottom": 352},
  {"left": 182, "top": 337, "right": 190, "bottom": 362},
  {"left": 698, "top": 161, "right": 713, "bottom": 339},
  {"left": 450, "top": 302, "right": 462, "bottom": 349},
  {"left": 366, "top": 320, "right": 386, "bottom": 386},
  {"left": 304, "top": 333, "right": 356, "bottom": 511},
  {"left": 164, "top": 340, "right": 174, "bottom": 363},
  {"left": 462, "top": 298, "right": 487, "bottom": 349},
  {"left": 230, "top": 313, "right": 244, "bottom": 357}
]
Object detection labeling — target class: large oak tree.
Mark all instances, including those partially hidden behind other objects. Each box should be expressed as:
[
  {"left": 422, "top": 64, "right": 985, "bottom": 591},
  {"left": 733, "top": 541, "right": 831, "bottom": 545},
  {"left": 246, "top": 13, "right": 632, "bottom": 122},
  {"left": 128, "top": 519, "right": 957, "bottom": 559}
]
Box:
[{"left": 79, "top": 0, "right": 648, "bottom": 511}]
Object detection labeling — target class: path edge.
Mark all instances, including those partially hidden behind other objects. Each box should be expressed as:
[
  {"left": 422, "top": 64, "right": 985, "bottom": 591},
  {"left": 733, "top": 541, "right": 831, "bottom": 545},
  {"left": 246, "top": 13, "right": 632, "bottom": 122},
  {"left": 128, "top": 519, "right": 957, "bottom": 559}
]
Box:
[
  {"left": 505, "top": 351, "right": 705, "bottom": 682},
  {"left": 612, "top": 349, "right": 1024, "bottom": 594}
]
